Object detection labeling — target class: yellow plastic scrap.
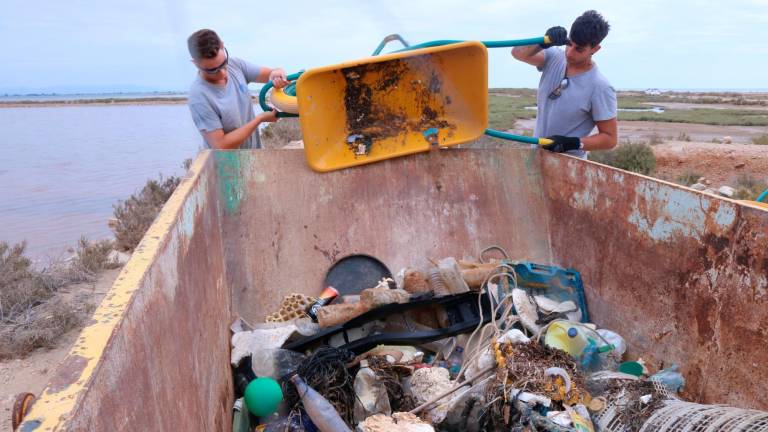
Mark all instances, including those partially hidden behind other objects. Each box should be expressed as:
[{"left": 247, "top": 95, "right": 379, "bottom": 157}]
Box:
[{"left": 493, "top": 342, "right": 507, "bottom": 368}]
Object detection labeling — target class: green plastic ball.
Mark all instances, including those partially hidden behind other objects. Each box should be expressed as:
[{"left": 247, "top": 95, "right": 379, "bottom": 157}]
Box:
[{"left": 244, "top": 377, "right": 283, "bottom": 417}]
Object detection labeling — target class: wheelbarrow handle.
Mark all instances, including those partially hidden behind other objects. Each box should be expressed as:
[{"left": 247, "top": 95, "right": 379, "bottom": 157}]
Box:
[
  {"left": 392, "top": 36, "right": 549, "bottom": 53},
  {"left": 258, "top": 71, "right": 304, "bottom": 118},
  {"left": 485, "top": 128, "right": 553, "bottom": 146},
  {"left": 372, "top": 34, "right": 411, "bottom": 56}
]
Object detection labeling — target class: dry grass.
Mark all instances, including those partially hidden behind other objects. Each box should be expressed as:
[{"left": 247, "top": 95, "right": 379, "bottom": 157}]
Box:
[
  {"left": 112, "top": 175, "right": 182, "bottom": 252},
  {"left": 752, "top": 134, "right": 768, "bottom": 145},
  {"left": 260, "top": 118, "right": 303, "bottom": 149},
  {"left": 0, "top": 238, "right": 117, "bottom": 359},
  {"left": 734, "top": 174, "right": 768, "bottom": 200},
  {"left": 649, "top": 133, "right": 664, "bottom": 145},
  {"left": 677, "top": 170, "right": 703, "bottom": 187}
]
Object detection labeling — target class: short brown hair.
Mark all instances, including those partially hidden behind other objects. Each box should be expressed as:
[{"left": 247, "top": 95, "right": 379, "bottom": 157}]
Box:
[{"left": 187, "top": 29, "right": 222, "bottom": 60}]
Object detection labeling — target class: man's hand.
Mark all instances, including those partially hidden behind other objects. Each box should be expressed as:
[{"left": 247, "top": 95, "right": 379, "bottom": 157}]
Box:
[
  {"left": 259, "top": 110, "right": 279, "bottom": 123},
  {"left": 269, "top": 68, "right": 289, "bottom": 88},
  {"left": 543, "top": 135, "right": 581, "bottom": 153},
  {"left": 541, "top": 26, "right": 569, "bottom": 48}
]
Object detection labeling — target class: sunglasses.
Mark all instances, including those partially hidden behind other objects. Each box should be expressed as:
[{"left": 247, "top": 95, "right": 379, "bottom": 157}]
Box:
[
  {"left": 199, "top": 48, "right": 229, "bottom": 75},
  {"left": 549, "top": 76, "right": 570, "bottom": 100}
]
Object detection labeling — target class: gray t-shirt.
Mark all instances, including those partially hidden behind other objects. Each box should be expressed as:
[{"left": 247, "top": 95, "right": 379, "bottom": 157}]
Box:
[
  {"left": 188, "top": 57, "right": 263, "bottom": 149},
  {"left": 534, "top": 48, "right": 617, "bottom": 158}
]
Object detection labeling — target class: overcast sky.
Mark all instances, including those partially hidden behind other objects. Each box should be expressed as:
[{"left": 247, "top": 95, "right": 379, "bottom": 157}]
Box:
[{"left": 2, "top": 0, "right": 767, "bottom": 93}]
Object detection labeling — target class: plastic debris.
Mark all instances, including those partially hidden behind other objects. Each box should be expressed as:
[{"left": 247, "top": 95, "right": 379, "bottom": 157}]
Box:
[
  {"left": 546, "top": 410, "right": 572, "bottom": 427},
  {"left": 545, "top": 367, "right": 572, "bottom": 394},
  {"left": 232, "top": 398, "right": 251, "bottom": 432},
  {"left": 354, "top": 360, "right": 392, "bottom": 422},
  {"left": 231, "top": 324, "right": 305, "bottom": 366},
  {"left": 244, "top": 377, "right": 283, "bottom": 417},
  {"left": 597, "top": 328, "right": 626, "bottom": 359},
  {"left": 356, "top": 345, "right": 424, "bottom": 365},
  {"left": 307, "top": 286, "right": 341, "bottom": 322},
  {"left": 534, "top": 296, "right": 581, "bottom": 322},
  {"left": 512, "top": 288, "right": 541, "bottom": 334},
  {"left": 266, "top": 293, "right": 316, "bottom": 322},
  {"left": 650, "top": 364, "right": 685, "bottom": 393},
  {"left": 510, "top": 389, "right": 552, "bottom": 407},
  {"left": 250, "top": 349, "right": 305, "bottom": 380},
  {"left": 618, "top": 361, "right": 645, "bottom": 377},
  {"left": 291, "top": 374, "right": 352, "bottom": 432},
  {"left": 496, "top": 328, "right": 531, "bottom": 345},
  {"left": 408, "top": 367, "right": 457, "bottom": 424},
  {"left": 357, "top": 412, "right": 435, "bottom": 432}
]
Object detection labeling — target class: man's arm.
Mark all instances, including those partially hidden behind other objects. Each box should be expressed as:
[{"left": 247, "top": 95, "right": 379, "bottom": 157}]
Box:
[
  {"left": 581, "top": 118, "right": 618, "bottom": 151},
  {"left": 512, "top": 26, "right": 568, "bottom": 69},
  {"left": 203, "top": 110, "right": 278, "bottom": 150},
  {"left": 543, "top": 118, "right": 618, "bottom": 153},
  {"left": 511, "top": 45, "right": 545, "bottom": 68},
  {"left": 255, "top": 67, "right": 289, "bottom": 88}
]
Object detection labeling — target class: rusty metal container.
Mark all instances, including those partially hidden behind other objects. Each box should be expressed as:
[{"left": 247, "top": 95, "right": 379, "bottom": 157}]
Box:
[{"left": 19, "top": 148, "right": 768, "bottom": 430}]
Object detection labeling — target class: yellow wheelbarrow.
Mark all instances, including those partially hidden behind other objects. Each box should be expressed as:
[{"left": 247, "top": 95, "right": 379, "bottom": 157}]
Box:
[{"left": 259, "top": 34, "right": 554, "bottom": 172}]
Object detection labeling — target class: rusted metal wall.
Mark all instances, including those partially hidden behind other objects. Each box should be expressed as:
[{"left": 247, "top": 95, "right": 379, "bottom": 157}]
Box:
[
  {"left": 219, "top": 148, "right": 553, "bottom": 322},
  {"left": 19, "top": 152, "right": 233, "bottom": 431},
  {"left": 541, "top": 154, "right": 768, "bottom": 409}
]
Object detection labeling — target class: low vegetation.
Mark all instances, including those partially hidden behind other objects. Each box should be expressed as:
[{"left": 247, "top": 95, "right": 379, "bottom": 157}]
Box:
[
  {"left": 0, "top": 238, "right": 119, "bottom": 359},
  {"left": 589, "top": 140, "right": 657, "bottom": 175},
  {"left": 676, "top": 170, "right": 703, "bottom": 187},
  {"left": 734, "top": 174, "right": 768, "bottom": 201}
]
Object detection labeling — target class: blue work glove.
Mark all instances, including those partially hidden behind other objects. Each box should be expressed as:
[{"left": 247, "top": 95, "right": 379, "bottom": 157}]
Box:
[
  {"left": 544, "top": 135, "right": 581, "bottom": 153},
  {"left": 541, "top": 26, "right": 569, "bottom": 48}
]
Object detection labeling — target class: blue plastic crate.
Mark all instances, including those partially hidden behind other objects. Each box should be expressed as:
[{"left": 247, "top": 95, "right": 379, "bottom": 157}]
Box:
[{"left": 501, "top": 260, "right": 589, "bottom": 323}]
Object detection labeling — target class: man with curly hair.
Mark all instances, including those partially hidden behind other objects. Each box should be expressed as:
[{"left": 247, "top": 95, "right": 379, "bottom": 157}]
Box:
[{"left": 512, "top": 11, "right": 617, "bottom": 158}]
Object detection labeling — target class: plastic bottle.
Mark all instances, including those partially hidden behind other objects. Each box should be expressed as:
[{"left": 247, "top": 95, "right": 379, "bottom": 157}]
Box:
[
  {"left": 290, "top": 374, "right": 352, "bottom": 432},
  {"left": 544, "top": 321, "right": 591, "bottom": 357},
  {"left": 544, "top": 321, "right": 613, "bottom": 362},
  {"left": 579, "top": 338, "right": 614, "bottom": 372},
  {"left": 446, "top": 346, "right": 464, "bottom": 379}
]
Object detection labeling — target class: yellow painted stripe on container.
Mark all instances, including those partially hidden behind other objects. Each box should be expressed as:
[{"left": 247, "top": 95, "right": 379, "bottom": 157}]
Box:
[{"left": 19, "top": 152, "right": 213, "bottom": 431}]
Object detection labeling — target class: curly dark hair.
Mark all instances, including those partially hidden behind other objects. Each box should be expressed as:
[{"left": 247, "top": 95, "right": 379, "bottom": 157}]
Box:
[
  {"left": 187, "top": 29, "right": 222, "bottom": 60},
  {"left": 570, "top": 10, "right": 610, "bottom": 47}
]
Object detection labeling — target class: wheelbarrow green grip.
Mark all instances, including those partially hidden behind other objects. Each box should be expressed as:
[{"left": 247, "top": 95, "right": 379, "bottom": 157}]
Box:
[
  {"left": 258, "top": 71, "right": 304, "bottom": 117},
  {"left": 485, "top": 128, "right": 553, "bottom": 146}
]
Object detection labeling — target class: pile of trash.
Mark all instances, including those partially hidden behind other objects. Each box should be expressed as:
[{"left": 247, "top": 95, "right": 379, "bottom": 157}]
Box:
[{"left": 229, "top": 253, "right": 688, "bottom": 432}]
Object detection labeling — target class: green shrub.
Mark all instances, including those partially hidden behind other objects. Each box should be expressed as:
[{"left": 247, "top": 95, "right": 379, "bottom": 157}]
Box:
[
  {"left": 734, "top": 174, "right": 768, "bottom": 200},
  {"left": 590, "top": 140, "right": 656, "bottom": 175},
  {"left": 112, "top": 175, "right": 182, "bottom": 252}
]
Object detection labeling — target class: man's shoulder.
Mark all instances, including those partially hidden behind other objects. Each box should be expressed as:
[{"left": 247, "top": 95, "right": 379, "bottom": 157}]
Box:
[
  {"left": 228, "top": 57, "right": 251, "bottom": 74},
  {"left": 188, "top": 78, "right": 208, "bottom": 99},
  {"left": 591, "top": 68, "right": 615, "bottom": 92}
]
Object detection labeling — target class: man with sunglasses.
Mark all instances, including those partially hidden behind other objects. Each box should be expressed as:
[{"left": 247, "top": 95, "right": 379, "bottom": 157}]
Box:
[
  {"left": 187, "top": 29, "right": 289, "bottom": 149},
  {"left": 512, "top": 10, "right": 617, "bottom": 158}
]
